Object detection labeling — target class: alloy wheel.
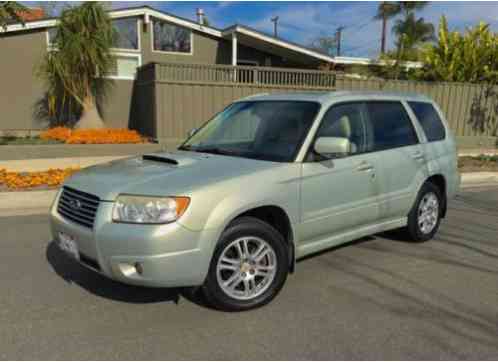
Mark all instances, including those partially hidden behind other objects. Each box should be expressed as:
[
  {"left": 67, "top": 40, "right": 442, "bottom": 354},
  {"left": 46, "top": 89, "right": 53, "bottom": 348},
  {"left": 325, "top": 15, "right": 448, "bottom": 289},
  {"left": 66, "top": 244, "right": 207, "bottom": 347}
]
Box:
[
  {"left": 417, "top": 192, "right": 439, "bottom": 234},
  {"left": 216, "top": 236, "right": 277, "bottom": 301}
]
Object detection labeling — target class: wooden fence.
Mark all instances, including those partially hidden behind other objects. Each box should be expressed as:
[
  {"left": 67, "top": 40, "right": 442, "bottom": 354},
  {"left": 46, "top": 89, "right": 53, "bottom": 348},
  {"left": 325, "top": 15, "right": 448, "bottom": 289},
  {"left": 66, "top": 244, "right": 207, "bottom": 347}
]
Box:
[{"left": 133, "top": 62, "right": 498, "bottom": 149}]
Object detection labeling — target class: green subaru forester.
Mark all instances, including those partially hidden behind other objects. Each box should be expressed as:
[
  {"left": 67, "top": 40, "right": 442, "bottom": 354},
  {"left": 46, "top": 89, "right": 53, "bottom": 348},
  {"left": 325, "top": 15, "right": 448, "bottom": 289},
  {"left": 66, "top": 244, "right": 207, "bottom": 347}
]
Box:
[{"left": 50, "top": 91, "right": 460, "bottom": 311}]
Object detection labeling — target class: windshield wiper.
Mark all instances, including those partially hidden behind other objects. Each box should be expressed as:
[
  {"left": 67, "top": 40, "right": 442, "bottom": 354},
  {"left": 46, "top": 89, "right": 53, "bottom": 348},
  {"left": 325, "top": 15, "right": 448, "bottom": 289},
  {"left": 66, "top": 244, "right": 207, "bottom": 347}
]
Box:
[
  {"left": 194, "top": 147, "right": 241, "bottom": 156},
  {"left": 178, "top": 145, "right": 192, "bottom": 151}
]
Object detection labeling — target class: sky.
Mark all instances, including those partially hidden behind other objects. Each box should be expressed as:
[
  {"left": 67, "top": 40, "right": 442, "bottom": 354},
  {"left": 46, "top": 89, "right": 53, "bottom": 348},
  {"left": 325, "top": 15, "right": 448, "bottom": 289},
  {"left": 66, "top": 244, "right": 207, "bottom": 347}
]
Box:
[{"left": 27, "top": 1, "right": 498, "bottom": 58}]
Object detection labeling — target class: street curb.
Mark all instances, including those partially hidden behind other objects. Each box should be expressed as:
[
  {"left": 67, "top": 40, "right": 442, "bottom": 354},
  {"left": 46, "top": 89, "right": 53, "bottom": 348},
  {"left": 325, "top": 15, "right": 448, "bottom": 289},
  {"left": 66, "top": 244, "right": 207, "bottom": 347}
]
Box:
[
  {"left": 1, "top": 172, "right": 497, "bottom": 217},
  {"left": 0, "top": 189, "right": 58, "bottom": 216},
  {"left": 460, "top": 172, "right": 498, "bottom": 185}
]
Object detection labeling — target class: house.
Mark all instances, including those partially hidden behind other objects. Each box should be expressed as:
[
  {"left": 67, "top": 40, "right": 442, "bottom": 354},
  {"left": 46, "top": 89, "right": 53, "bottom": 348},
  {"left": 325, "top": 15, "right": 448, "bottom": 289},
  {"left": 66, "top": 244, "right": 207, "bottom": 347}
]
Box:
[{"left": 0, "top": 5, "right": 340, "bottom": 133}]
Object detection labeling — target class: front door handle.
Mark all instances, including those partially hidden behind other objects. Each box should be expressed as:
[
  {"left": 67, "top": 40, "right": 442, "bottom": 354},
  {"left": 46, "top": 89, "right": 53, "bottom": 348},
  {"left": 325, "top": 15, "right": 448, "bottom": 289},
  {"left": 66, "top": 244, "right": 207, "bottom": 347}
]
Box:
[
  {"left": 356, "top": 161, "right": 374, "bottom": 172},
  {"left": 411, "top": 151, "right": 425, "bottom": 161}
]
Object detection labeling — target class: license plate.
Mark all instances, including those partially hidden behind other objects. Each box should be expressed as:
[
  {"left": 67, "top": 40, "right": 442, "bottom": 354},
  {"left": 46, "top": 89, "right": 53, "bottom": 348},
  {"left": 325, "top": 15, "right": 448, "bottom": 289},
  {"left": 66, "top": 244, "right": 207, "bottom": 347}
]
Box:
[{"left": 58, "top": 232, "right": 80, "bottom": 260}]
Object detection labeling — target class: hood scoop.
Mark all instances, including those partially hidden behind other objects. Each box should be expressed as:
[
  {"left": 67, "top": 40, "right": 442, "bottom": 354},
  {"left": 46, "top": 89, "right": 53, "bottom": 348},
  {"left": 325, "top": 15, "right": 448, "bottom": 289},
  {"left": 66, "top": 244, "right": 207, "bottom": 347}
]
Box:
[{"left": 142, "top": 154, "right": 178, "bottom": 165}]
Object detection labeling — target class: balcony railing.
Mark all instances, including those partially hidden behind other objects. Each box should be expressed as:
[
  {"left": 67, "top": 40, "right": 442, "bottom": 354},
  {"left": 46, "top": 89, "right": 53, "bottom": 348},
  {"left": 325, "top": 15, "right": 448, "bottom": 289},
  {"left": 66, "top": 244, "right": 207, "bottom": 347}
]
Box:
[{"left": 143, "top": 62, "right": 337, "bottom": 88}]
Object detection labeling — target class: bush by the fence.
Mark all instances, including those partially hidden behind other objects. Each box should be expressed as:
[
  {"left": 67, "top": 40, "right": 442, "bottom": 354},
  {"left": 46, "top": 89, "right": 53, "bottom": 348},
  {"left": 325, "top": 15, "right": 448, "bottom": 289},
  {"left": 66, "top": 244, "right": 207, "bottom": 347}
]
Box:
[{"left": 40, "top": 127, "right": 145, "bottom": 144}]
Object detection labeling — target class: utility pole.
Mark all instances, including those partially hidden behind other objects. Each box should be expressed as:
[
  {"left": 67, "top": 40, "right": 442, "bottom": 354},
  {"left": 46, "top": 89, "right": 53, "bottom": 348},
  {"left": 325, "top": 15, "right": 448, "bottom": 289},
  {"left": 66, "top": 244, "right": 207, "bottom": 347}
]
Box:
[
  {"left": 271, "top": 16, "right": 279, "bottom": 38},
  {"left": 336, "top": 26, "right": 345, "bottom": 56}
]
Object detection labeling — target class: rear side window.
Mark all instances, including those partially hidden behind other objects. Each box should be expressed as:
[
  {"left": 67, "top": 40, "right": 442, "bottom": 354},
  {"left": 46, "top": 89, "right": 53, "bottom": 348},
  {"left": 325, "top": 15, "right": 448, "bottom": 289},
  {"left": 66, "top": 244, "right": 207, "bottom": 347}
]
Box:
[
  {"left": 408, "top": 101, "right": 446, "bottom": 142},
  {"left": 366, "top": 101, "right": 418, "bottom": 151}
]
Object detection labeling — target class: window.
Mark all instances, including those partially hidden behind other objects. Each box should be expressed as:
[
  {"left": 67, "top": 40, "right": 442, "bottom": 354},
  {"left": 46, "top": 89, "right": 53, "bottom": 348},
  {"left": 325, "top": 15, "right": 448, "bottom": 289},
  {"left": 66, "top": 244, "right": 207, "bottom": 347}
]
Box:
[
  {"left": 152, "top": 18, "right": 192, "bottom": 53},
  {"left": 107, "top": 54, "right": 141, "bottom": 79},
  {"left": 47, "top": 19, "right": 141, "bottom": 79},
  {"left": 47, "top": 19, "right": 140, "bottom": 51},
  {"left": 408, "top": 101, "right": 446, "bottom": 142},
  {"left": 47, "top": 27, "right": 57, "bottom": 47},
  {"left": 112, "top": 18, "right": 139, "bottom": 50},
  {"left": 366, "top": 101, "right": 418, "bottom": 151},
  {"left": 314, "top": 103, "right": 372, "bottom": 157},
  {"left": 181, "top": 101, "right": 320, "bottom": 162}
]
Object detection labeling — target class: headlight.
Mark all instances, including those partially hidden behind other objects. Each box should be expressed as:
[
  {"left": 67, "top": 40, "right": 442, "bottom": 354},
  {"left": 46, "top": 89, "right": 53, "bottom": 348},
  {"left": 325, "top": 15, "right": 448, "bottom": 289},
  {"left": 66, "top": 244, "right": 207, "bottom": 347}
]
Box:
[{"left": 112, "top": 195, "right": 190, "bottom": 224}]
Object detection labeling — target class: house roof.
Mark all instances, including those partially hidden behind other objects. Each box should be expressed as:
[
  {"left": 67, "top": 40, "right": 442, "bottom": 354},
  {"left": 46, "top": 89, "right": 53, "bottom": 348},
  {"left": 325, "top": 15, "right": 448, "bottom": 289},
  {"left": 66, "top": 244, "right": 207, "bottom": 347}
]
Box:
[
  {"left": 334, "top": 56, "right": 422, "bottom": 69},
  {"left": 0, "top": 5, "right": 336, "bottom": 64},
  {"left": 0, "top": 5, "right": 421, "bottom": 68}
]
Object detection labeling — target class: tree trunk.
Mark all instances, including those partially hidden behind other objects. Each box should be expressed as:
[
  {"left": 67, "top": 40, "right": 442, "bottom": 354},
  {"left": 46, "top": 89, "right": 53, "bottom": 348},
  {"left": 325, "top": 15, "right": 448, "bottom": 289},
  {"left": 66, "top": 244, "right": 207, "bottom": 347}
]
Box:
[{"left": 75, "top": 95, "right": 105, "bottom": 129}]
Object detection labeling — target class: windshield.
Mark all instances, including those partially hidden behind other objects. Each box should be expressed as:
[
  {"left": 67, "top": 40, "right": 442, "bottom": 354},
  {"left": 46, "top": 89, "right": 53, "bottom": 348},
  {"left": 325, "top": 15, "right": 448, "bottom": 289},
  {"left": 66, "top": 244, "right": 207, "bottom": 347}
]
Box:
[{"left": 179, "top": 101, "right": 320, "bottom": 162}]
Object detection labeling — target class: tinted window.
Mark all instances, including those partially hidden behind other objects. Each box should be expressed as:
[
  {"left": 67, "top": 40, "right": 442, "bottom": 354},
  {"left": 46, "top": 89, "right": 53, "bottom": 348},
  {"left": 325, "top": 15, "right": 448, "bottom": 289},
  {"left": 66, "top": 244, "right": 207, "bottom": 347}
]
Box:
[
  {"left": 408, "top": 102, "right": 446, "bottom": 142},
  {"left": 314, "top": 103, "right": 372, "bottom": 157},
  {"left": 153, "top": 19, "right": 191, "bottom": 53},
  {"left": 366, "top": 102, "right": 418, "bottom": 151}
]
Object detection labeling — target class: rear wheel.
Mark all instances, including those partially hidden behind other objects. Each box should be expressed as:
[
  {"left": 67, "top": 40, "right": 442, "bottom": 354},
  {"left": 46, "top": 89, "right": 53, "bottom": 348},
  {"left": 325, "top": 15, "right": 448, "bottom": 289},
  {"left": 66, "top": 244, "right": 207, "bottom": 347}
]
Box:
[
  {"left": 402, "top": 181, "right": 444, "bottom": 242},
  {"left": 202, "top": 217, "right": 289, "bottom": 311}
]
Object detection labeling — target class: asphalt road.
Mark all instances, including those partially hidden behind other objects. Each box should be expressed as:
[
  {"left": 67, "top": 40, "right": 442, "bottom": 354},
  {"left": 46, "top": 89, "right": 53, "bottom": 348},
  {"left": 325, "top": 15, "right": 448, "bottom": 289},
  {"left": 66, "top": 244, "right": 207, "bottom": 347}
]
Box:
[{"left": 1, "top": 186, "right": 497, "bottom": 360}]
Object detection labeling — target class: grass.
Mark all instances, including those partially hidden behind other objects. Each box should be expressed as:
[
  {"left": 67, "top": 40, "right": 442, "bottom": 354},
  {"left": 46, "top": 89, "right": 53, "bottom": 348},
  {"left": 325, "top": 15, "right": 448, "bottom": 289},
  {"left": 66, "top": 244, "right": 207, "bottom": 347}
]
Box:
[{"left": 0, "top": 136, "right": 63, "bottom": 145}]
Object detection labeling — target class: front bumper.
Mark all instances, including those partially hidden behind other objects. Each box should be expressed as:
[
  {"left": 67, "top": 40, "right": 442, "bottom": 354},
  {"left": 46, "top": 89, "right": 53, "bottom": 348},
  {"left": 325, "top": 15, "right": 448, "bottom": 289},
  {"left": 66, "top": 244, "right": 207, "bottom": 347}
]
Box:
[{"left": 50, "top": 190, "right": 221, "bottom": 288}]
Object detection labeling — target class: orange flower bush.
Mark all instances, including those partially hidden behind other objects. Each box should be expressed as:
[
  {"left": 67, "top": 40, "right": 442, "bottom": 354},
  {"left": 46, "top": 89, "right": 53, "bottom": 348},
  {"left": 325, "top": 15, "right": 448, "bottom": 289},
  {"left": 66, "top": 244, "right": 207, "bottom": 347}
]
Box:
[
  {"left": 40, "top": 127, "right": 145, "bottom": 144},
  {"left": 40, "top": 127, "right": 72, "bottom": 142},
  {"left": 0, "top": 167, "right": 79, "bottom": 190}
]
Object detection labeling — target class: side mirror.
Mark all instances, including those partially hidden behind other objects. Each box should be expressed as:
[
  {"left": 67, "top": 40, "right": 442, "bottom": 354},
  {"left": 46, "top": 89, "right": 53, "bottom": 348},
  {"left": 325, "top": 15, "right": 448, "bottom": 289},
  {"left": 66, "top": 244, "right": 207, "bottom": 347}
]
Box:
[
  {"left": 188, "top": 128, "right": 198, "bottom": 137},
  {"left": 314, "top": 137, "right": 351, "bottom": 156}
]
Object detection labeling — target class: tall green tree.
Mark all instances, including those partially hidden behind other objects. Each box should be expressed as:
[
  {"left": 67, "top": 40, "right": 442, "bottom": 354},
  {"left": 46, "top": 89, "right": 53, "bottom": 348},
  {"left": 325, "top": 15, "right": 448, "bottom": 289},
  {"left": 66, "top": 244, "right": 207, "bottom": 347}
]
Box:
[
  {"left": 392, "top": 1, "right": 434, "bottom": 60},
  {"left": 415, "top": 16, "right": 498, "bottom": 83},
  {"left": 374, "top": 2, "right": 401, "bottom": 54},
  {"left": 0, "top": 1, "right": 27, "bottom": 29},
  {"left": 37, "top": 2, "right": 115, "bottom": 129}
]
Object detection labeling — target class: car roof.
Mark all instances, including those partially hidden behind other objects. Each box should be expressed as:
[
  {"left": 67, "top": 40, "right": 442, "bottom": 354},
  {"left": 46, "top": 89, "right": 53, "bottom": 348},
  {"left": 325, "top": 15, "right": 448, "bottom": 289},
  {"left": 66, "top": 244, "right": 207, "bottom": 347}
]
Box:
[{"left": 238, "top": 91, "right": 433, "bottom": 104}]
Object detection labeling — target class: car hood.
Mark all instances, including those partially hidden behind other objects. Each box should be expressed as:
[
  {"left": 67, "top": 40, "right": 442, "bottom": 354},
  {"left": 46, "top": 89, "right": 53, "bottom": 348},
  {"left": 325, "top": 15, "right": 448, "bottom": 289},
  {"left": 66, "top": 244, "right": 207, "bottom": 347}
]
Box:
[{"left": 64, "top": 150, "right": 280, "bottom": 201}]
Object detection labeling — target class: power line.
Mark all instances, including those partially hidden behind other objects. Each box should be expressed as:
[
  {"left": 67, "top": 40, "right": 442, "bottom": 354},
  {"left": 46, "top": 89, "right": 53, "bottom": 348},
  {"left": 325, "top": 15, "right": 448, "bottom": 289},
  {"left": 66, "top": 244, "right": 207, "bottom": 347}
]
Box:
[{"left": 279, "top": 21, "right": 309, "bottom": 33}]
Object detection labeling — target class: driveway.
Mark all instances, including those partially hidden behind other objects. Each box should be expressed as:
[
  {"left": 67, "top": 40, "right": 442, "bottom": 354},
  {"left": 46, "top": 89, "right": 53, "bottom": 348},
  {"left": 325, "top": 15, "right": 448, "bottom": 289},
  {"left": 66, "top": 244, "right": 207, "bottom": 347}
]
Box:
[{"left": 1, "top": 186, "right": 497, "bottom": 359}]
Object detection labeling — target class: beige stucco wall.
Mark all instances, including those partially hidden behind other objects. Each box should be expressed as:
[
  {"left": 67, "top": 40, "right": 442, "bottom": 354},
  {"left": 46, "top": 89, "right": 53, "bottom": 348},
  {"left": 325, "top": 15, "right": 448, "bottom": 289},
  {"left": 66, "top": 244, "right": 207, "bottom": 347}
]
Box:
[
  {"left": 0, "top": 29, "right": 48, "bottom": 130},
  {"left": 0, "top": 28, "right": 135, "bottom": 131}
]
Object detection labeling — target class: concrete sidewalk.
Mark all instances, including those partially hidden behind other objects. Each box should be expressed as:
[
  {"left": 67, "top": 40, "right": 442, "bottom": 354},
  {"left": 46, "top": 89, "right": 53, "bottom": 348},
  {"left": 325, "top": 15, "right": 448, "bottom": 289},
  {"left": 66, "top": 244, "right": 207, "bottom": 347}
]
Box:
[
  {"left": 1, "top": 172, "right": 497, "bottom": 217},
  {"left": 0, "top": 155, "right": 130, "bottom": 172}
]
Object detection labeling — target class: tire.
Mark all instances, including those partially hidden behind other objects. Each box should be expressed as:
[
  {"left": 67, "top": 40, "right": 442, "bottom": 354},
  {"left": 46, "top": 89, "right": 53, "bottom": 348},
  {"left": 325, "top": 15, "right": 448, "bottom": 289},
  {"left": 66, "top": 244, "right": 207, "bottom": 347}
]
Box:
[
  {"left": 202, "top": 216, "right": 289, "bottom": 311},
  {"left": 402, "top": 181, "right": 444, "bottom": 242}
]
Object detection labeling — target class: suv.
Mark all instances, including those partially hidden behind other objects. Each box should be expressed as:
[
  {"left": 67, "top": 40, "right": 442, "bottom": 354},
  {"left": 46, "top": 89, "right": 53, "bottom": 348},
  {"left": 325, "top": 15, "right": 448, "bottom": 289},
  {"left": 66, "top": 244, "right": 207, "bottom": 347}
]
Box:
[{"left": 50, "top": 91, "right": 460, "bottom": 311}]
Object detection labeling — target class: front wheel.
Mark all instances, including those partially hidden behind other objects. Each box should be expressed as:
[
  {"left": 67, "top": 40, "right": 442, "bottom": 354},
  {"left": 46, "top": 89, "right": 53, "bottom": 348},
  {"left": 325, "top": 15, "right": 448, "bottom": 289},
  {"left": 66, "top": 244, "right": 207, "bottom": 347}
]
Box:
[
  {"left": 402, "top": 181, "right": 444, "bottom": 242},
  {"left": 202, "top": 217, "right": 289, "bottom": 311}
]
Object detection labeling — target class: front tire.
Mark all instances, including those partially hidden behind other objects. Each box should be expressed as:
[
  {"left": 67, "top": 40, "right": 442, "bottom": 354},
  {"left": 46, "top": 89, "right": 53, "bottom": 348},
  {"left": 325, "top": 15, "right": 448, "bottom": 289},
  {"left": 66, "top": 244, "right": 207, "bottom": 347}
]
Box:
[
  {"left": 403, "top": 181, "right": 444, "bottom": 242},
  {"left": 202, "top": 217, "right": 289, "bottom": 311}
]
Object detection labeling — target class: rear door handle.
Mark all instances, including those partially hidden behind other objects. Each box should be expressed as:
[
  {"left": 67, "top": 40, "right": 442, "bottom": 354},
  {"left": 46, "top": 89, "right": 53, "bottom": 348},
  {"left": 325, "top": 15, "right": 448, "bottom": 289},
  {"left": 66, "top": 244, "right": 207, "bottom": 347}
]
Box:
[{"left": 357, "top": 161, "right": 374, "bottom": 172}]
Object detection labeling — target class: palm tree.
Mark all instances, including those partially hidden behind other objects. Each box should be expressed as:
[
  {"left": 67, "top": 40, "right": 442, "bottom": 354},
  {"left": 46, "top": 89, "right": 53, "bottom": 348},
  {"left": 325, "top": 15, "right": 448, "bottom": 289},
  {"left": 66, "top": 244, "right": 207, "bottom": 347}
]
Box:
[
  {"left": 398, "top": 1, "right": 428, "bottom": 18},
  {"left": 393, "top": 12, "right": 435, "bottom": 59},
  {"left": 0, "top": 1, "right": 28, "bottom": 29},
  {"left": 37, "top": 2, "right": 115, "bottom": 129},
  {"left": 374, "top": 2, "right": 401, "bottom": 54}
]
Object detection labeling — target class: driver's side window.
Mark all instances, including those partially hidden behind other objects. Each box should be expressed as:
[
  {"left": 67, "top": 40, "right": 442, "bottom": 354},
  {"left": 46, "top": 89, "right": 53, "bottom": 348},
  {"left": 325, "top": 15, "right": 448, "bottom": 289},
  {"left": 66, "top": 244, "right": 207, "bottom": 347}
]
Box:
[{"left": 310, "top": 102, "right": 370, "bottom": 160}]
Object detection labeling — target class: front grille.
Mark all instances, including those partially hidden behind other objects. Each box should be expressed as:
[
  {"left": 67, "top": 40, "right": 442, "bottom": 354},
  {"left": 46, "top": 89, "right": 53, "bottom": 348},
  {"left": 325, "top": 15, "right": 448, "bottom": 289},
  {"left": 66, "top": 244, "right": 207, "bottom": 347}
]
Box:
[{"left": 57, "top": 186, "right": 100, "bottom": 229}]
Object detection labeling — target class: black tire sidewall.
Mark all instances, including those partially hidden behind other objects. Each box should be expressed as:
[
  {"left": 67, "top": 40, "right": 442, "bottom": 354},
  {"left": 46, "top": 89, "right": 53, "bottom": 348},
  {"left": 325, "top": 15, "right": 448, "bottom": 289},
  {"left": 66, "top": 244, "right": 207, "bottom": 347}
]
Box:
[
  {"left": 203, "top": 217, "right": 289, "bottom": 311},
  {"left": 408, "top": 182, "right": 444, "bottom": 242}
]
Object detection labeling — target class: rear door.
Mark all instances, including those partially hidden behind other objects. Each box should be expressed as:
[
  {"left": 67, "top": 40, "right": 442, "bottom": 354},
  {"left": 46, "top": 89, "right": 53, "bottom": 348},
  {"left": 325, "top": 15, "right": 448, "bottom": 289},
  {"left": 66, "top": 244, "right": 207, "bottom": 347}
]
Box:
[{"left": 364, "top": 101, "right": 429, "bottom": 221}]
